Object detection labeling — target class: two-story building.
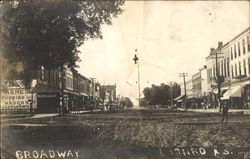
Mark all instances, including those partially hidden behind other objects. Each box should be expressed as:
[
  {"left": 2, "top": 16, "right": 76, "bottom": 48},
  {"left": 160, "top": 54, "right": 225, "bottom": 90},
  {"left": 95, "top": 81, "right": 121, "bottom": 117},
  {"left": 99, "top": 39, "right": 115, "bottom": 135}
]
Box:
[
  {"left": 33, "top": 66, "right": 61, "bottom": 113},
  {"left": 100, "top": 85, "right": 116, "bottom": 104},
  {"left": 192, "top": 72, "right": 202, "bottom": 108}
]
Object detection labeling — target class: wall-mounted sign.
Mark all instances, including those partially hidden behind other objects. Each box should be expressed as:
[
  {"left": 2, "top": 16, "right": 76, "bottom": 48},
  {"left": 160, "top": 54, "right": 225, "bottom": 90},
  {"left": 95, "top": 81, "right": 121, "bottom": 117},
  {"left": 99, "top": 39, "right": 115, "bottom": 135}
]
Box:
[{"left": 0, "top": 87, "right": 37, "bottom": 110}]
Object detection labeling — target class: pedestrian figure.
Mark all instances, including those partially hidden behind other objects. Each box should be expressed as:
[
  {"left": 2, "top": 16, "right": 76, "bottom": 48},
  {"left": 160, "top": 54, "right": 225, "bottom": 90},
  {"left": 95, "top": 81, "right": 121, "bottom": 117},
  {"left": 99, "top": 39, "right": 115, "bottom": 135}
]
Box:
[{"left": 221, "top": 102, "right": 229, "bottom": 122}]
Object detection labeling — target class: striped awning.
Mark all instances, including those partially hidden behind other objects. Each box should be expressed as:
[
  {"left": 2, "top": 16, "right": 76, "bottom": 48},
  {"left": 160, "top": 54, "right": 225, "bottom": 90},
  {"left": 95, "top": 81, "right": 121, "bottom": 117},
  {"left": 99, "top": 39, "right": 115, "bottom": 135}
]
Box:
[
  {"left": 221, "top": 85, "right": 242, "bottom": 100},
  {"left": 174, "top": 95, "right": 185, "bottom": 101}
]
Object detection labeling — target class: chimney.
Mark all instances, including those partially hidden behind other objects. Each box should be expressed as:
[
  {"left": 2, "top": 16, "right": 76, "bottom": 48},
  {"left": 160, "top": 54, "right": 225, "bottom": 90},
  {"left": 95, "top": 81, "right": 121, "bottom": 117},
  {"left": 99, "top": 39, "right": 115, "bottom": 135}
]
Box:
[
  {"left": 218, "top": 41, "right": 223, "bottom": 48},
  {"left": 210, "top": 48, "right": 215, "bottom": 55}
]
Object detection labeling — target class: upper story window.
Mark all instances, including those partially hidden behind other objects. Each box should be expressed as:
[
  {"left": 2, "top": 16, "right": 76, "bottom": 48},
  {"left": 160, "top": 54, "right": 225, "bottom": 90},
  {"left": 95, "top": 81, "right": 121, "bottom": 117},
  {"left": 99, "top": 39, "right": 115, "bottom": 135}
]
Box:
[
  {"left": 248, "top": 58, "right": 250, "bottom": 74},
  {"left": 243, "top": 39, "right": 246, "bottom": 54},
  {"left": 234, "top": 44, "right": 237, "bottom": 58},
  {"left": 238, "top": 42, "right": 241, "bottom": 56},
  {"left": 224, "top": 59, "right": 227, "bottom": 77},
  {"left": 40, "top": 66, "right": 45, "bottom": 81},
  {"left": 48, "top": 69, "right": 51, "bottom": 83},
  {"left": 213, "top": 65, "right": 215, "bottom": 77},
  {"left": 221, "top": 61, "right": 223, "bottom": 76},
  {"left": 248, "top": 36, "right": 250, "bottom": 52},
  {"left": 227, "top": 57, "right": 230, "bottom": 77},
  {"left": 231, "top": 47, "right": 233, "bottom": 60}
]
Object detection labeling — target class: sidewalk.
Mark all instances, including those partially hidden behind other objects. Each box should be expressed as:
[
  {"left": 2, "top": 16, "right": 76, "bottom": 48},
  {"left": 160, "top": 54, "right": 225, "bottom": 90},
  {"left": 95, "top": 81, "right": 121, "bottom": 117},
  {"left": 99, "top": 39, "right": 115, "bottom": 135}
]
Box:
[
  {"left": 1, "top": 110, "right": 103, "bottom": 121},
  {"left": 1, "top": 113, "right": 59, "bottom": 121},
  {"left": 30, "top": 113, "right": 58, "bottom": 118},
  {"left": 69, "top": 109, "right": 103, "bottom": 114},
  {"left": 179, "top": 108, "right": 250, "bottom": 115},
  {"left": 0, "top": 113, "right": 33, "bottom": 120}
]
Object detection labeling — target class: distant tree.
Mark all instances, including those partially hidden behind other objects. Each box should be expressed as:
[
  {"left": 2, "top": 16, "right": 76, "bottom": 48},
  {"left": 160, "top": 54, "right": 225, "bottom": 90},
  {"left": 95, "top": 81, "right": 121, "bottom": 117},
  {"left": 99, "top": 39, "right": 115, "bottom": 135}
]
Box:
[
  {"left": 142, "top": 87, "right": 151, "bottom": 105},
  {"left": 139, "top": 98, "right": 148, "bottom": 107},
  {"left": 158, "top": 83, "right": 170, "bottom": 105},
  {"left": 172, "top": 83, "right": 181, "bottom": 99},
  {"left": 150, "top": 84, "right": 160, "bottom": 105},
  {"left": 0, "top": 1, "right": 124, "bottom": 88},
  {"left": 142, "top": 83, "right": 181, "bottom": 106},
  {"left": 120, "top": 97, "right": 133, "bottom": 108}
]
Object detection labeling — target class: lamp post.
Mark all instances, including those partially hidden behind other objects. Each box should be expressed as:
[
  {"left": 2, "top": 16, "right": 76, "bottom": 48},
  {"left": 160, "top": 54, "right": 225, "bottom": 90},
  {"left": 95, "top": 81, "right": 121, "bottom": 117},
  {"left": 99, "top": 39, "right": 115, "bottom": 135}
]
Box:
[{"left": 133, "top": 52, "right": 141, "bottom": 107}]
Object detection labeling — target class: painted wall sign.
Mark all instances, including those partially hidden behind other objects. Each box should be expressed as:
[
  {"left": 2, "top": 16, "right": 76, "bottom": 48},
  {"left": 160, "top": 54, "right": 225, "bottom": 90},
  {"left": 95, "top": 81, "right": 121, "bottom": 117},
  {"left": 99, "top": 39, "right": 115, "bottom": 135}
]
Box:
[{"left": 0, "top": 87, "right": 37, "bottom": 110}]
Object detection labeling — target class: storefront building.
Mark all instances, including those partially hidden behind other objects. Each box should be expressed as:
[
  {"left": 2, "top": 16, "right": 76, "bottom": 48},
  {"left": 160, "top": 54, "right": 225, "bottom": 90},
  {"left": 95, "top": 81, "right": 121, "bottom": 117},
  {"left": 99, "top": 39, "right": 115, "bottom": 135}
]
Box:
[
  {"left": 221, "top": 27, "right": 250, "bottom": 109},
  {"left": 33, "top": 66, "right": 60, "bottom": 113}
]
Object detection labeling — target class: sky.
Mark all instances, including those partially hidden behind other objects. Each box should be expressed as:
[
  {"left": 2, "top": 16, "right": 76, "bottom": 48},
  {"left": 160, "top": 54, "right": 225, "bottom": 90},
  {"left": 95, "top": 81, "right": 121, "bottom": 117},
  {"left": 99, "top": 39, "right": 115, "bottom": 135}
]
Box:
[{"left": 77, "top": 1, "right": 249, "bottom": 104}]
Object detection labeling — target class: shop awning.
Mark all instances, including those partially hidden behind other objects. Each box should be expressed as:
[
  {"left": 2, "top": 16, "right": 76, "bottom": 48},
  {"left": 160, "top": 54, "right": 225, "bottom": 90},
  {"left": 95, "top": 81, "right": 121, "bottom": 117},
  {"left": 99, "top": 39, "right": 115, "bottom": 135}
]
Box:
[
  {"left": 221, "top": 85, "right": 242, "bottom": 100},
  {"left": 213, "top": 90, "right": 218, "bottom": 94},
  {"left": 186, "top": 95, "right": 195, "bottom": 99},
  {"left": 174, "top": 95, "right": 185, "bottom": 101},
  {"left": 33, "top": 84, "right": 60, "bottom": 93},
  {"left": 177, "top": 99, "right": 182, "bottom": 103},
  {"left": 196, "top": 95, "right": 207, "bottom": 99},
  {"left": 80, "top": 92, "right": 88, "bottom": 96}
]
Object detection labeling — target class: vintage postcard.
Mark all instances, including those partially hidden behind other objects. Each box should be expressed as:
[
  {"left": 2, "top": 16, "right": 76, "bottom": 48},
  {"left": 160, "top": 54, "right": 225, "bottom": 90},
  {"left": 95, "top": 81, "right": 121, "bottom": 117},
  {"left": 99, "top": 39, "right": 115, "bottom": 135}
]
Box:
[{"left": 0, "top": 1, "right": 250, "bottom": 159}]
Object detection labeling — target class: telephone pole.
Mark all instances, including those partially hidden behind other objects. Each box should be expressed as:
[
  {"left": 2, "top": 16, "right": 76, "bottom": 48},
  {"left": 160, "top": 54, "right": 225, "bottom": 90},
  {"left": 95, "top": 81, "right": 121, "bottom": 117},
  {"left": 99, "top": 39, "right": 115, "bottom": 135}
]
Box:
[
  {"left": 211, "top": 42, "right": 224, "bottom": 111},
  {"left": 90, "top": 78, "right": 96, "bottom": 110},
  {"left": 168, "top": 82, "right": 174, "bottom": 109},
  {"left": 179, "top": 73, "right": 188, "bottom": 109}
]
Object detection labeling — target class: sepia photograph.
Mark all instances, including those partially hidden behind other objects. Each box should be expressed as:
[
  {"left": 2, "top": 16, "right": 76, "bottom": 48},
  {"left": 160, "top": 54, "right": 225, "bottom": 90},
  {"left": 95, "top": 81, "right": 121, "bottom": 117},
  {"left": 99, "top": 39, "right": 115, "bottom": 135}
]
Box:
[{"left": 0, "top": 0, "right": 250, "bottom": 159}]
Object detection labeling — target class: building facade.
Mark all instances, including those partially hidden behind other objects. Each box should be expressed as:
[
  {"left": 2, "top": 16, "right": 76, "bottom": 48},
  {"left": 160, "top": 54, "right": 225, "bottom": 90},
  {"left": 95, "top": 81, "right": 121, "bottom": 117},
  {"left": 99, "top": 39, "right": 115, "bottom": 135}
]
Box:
[
  {"left": 33, "top": 66, "right": 61, "bottom": 113},
  {"left": 204, "top": 27, "right": 250, "bottom": 109},
  {"left": 100, "top": 85, "right": 117, "bottom": 104},
  {"left": 222, "top": 27, "right": 250, "bottom": 109},
  {"left": 192, "top": 72, "right": 202, "bottom": 108}
]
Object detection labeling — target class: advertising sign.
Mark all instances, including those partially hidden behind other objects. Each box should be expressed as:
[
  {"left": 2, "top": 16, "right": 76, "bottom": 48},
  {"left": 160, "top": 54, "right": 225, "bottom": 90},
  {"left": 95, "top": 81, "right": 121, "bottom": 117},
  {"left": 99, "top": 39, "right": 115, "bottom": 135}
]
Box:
[{"left": 0, "top": 87, "right": 37, "bottom": 110}]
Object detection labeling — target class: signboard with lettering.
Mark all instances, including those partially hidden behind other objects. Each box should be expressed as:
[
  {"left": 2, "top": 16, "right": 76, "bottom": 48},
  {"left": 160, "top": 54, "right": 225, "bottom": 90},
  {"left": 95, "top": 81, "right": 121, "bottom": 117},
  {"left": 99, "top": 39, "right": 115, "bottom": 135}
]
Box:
[{"left": 0, "top": 87, "right": 37, "bottom": 110}]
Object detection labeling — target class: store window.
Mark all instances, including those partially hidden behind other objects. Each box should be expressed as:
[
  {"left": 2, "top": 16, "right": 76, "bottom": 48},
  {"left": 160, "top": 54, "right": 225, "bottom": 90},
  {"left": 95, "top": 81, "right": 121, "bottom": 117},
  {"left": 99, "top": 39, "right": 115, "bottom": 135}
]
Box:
[
  {"left": 243, "top": 59, "right": 246, "bottom": 75},
  {"left": 235, "top": 64, "right": 237, "bottom": 77},
  {"left": 231, "top": 65, "right": 234, "bottom": 78},
  {"left": 239, "top": 61, "right": 241, "bottom": 76}
]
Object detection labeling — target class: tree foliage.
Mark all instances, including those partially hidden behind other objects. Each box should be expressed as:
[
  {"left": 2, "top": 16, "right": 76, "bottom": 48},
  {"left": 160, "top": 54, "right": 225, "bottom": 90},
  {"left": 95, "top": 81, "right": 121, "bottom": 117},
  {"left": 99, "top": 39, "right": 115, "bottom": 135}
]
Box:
[
  {"left": 120, "top": 97, "right": 134, "bottom": 108},
  {"left": 0, "top": 1, "right": 124, "bottom": 88},
  {"left": 142, "top": 83, "right": 181, "bottom": 106}
]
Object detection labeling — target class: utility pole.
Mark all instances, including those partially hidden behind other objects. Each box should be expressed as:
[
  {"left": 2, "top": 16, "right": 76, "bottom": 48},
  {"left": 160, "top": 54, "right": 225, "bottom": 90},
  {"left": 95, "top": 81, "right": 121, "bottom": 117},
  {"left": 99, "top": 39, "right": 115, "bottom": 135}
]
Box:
[
  {"left": 179, "top": 73, "right": 188, "bottom": 109},
  {"left": 211, "top": 42, "right": 224, "bottom": 111},
  {"left": 90, "top": 78, "right": 96, "bottom": 110},
  {"left": 59, "top": 66, "right": 65, "bottom": 115},
  {"left": 169, "top": 82, "right": 173, "bottom": 109}
]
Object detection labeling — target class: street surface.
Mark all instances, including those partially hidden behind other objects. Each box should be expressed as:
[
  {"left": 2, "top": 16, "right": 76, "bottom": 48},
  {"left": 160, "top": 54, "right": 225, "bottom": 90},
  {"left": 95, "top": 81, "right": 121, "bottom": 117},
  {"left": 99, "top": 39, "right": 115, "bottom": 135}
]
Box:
[{"left": 1, "top": 108, "right": 250, "bottom": 159}]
